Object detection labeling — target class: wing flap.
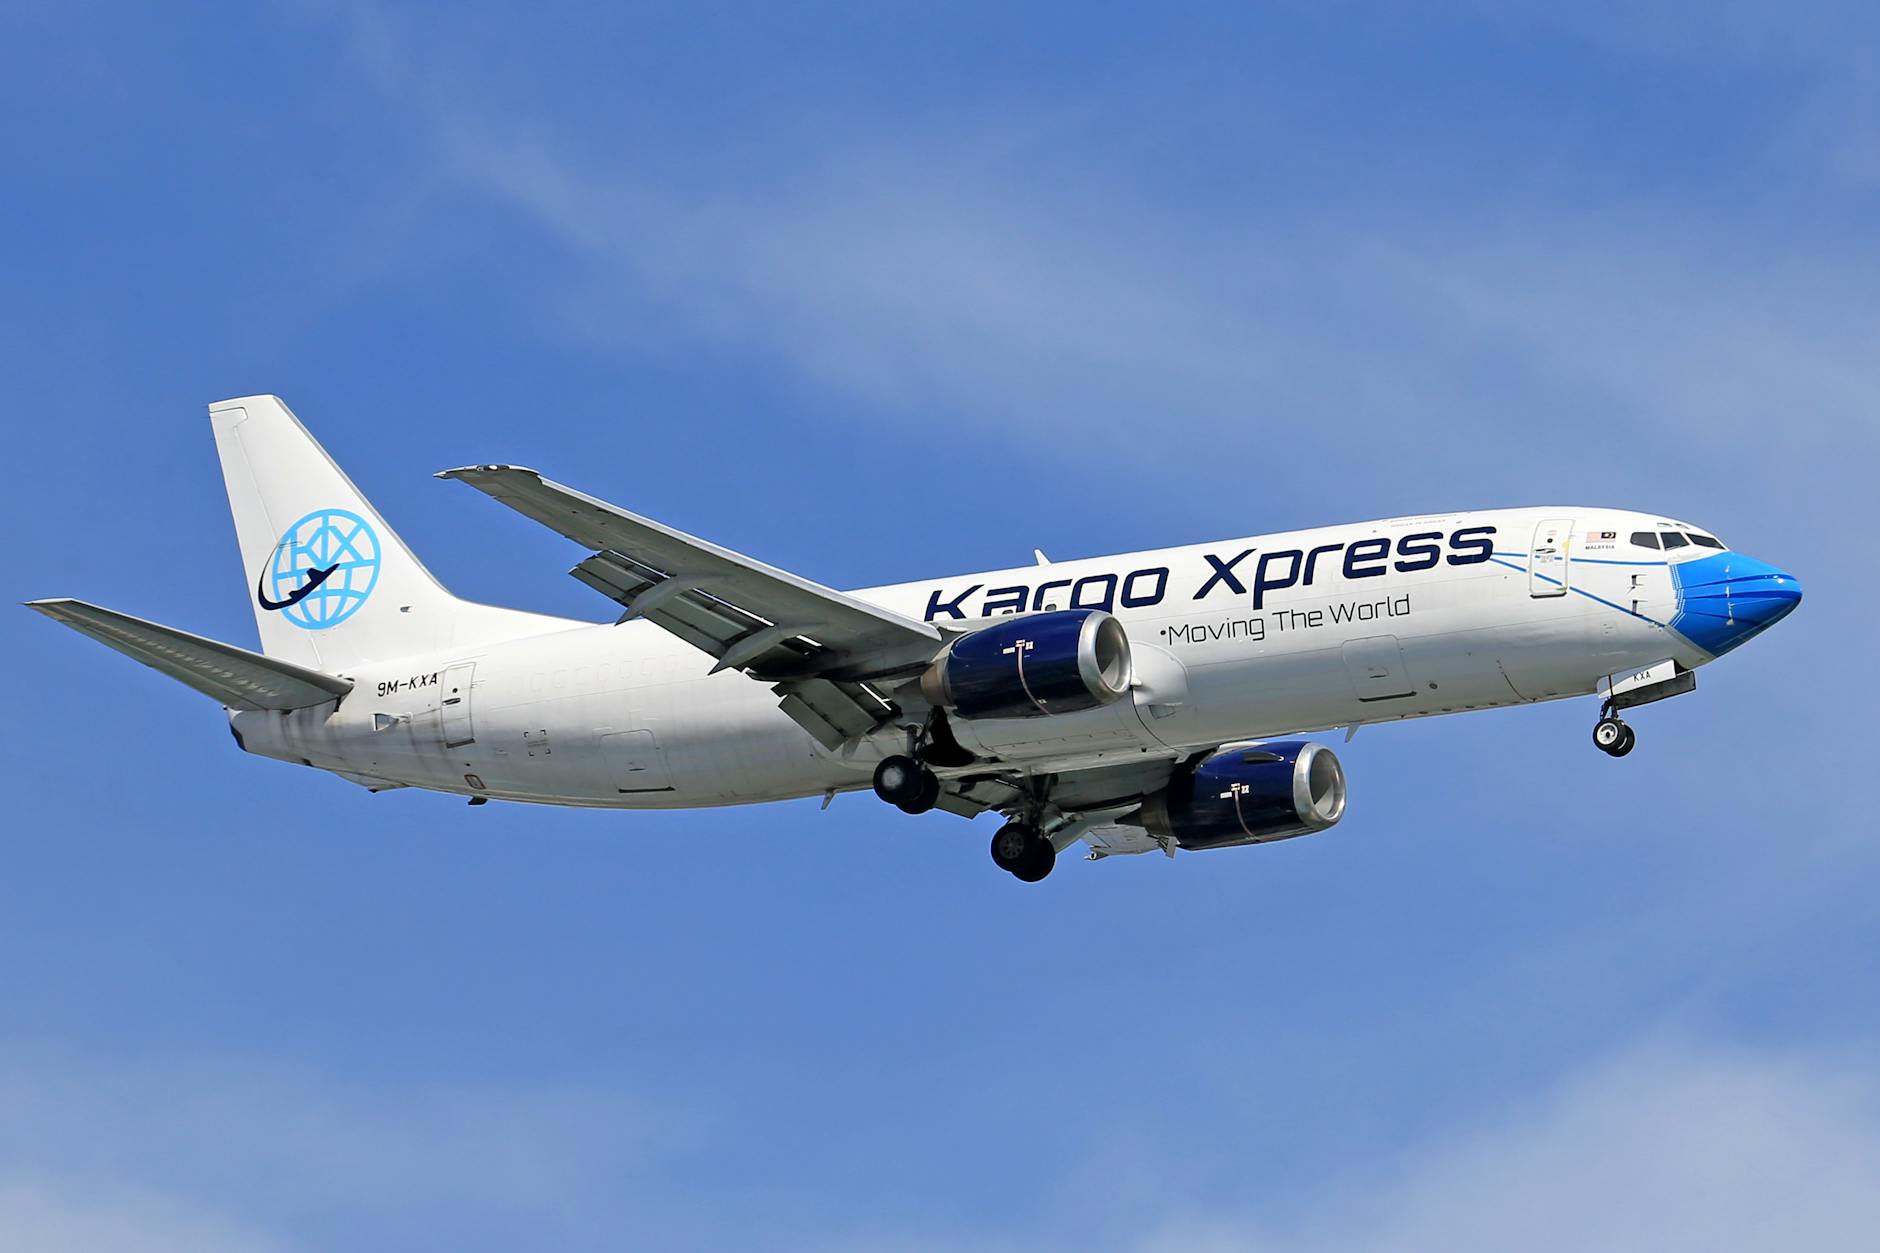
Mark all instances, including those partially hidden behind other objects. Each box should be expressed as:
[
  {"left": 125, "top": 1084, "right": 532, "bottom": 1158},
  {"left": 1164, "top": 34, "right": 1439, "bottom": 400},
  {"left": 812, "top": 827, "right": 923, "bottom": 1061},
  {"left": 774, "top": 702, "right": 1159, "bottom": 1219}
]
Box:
[
  {"left": 773, "top": 678, "right": 893, "bottom": 749},
  {"left": 27, "top": 599, "right": 353, "bottom": 711},
  {"left": 929, "top": 756, "right": 1182, "bottom": 830}
]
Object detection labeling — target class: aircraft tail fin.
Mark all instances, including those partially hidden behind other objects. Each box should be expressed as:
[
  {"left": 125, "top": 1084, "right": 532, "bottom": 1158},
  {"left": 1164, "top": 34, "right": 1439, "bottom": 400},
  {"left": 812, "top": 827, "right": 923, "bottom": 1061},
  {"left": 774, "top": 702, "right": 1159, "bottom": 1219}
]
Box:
[{"left": 210, "top": 396, "right": 561, "bottom": 672}]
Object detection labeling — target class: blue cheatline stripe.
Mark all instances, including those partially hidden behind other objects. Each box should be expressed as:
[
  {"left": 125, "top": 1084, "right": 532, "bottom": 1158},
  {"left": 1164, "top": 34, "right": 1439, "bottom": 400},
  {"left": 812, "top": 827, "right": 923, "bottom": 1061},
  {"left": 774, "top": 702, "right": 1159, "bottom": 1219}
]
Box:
[
  {"left": 1571, "top": 585, "right": 1667, "bottom": 627},
  {"left": 1493, "top": 550, "right": 1668, "bottom": 567},
  {"left": 1489, "top": 557, "right": 1668, "bottom": 628}
]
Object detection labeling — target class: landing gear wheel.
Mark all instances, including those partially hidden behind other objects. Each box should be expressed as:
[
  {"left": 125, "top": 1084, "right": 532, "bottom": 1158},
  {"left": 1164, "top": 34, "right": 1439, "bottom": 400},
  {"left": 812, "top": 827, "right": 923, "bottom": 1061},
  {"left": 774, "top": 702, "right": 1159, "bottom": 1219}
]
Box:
[
  {"left": 990, "top": 822, "right": 1032, "bottom": 872},
  {"left": 873, "top": 755, "right": 932, "bottom": 808},
  {"left": 1594, "top": 717, "right": 1636, "bottom": 756},
  {"left": 896, "top": 768, "right": 943, "bottom": 815},
  {"left": 1012, "top": 837, "right": 1057, "bottom": 883},
  {"left": 990, "top": 822, "right": 1056, "bottom": 881},
  {"left": 990, "top": 822, "right": 1037, "bottom": 873}
]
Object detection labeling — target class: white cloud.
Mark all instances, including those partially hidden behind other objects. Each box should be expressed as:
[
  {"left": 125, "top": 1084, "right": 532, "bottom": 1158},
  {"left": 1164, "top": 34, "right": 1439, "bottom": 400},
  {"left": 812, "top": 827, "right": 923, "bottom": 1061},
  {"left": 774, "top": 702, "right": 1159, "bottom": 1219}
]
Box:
[
  {"left": 0, "top": 1035, "right": 1874, "bottom": 1250},
  {"left": 747, "top": 1039, "right": 1880, "bottom": 1253},
  {"left": 1130, "top": 1039, "right": 1880, "bottom": 1253},
  {"left": 296, "top": 3, "right": 1878, "bottom": 515},
  {"left": 1482, "top": 0, "right": 1880, "bottom": 70},
  {"left": 443, "top": 131, "right": 1298, "bottom": 424},
  {"left": 0, "top": 1049, "right": 695, "bottom": 1250},
  {"left": 416, "top": 115, "right": 1877, "bottom": 504},
  {"left": 0, "top": 1175, "right": 288, "bottom": 1253}
]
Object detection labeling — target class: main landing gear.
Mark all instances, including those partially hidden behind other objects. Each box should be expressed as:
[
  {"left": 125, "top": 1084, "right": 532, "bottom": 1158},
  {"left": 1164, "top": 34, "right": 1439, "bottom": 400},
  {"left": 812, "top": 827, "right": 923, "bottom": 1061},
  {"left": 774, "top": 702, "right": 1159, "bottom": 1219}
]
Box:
[
  {"left": 873, "top": 754, "right": 941, "bottom": 814},
  {"left": 872, "top": 715, "right": 973, "bottom": 815},
  {"left": 990, "top": 821, "right": 1056, "bottom": 883},
  {"left": 872, "top": 721, "right": 1057, "bottom": 881},
  {"left": 1593, "top": 714, "right": 1636, "bottom": 758}
]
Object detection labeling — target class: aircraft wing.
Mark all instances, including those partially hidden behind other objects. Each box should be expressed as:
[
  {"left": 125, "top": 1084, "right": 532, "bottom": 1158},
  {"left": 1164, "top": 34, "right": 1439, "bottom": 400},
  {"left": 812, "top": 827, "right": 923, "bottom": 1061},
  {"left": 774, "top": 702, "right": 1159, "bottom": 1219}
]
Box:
[
  {"left": 26, "top": 598, "right": 354, "bottom": 711},
  {"left": 439, "top": 465, "right": 944, "bottom": 747}
]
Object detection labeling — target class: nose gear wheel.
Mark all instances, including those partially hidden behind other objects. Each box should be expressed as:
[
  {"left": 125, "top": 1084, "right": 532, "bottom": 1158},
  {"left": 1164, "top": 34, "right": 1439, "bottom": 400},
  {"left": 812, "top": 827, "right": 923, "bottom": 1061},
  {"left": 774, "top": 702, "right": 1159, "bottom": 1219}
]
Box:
[{"left": 1593, "top": 716, "right": 1636, "bottom": 757}]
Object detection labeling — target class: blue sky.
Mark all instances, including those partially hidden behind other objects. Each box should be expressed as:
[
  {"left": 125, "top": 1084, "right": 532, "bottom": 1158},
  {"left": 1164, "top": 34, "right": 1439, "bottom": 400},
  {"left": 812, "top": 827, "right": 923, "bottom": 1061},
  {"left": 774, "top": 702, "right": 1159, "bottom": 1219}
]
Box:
[{"left": 2, "top": 2, "right": 1875, "bottom": 1248}]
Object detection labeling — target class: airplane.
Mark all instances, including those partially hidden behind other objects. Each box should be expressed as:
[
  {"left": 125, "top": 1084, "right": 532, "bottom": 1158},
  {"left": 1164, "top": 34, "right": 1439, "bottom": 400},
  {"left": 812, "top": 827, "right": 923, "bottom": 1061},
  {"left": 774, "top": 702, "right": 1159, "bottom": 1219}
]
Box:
[{"left": 28, "top": 396, "right": 1803, "bottom": 882}]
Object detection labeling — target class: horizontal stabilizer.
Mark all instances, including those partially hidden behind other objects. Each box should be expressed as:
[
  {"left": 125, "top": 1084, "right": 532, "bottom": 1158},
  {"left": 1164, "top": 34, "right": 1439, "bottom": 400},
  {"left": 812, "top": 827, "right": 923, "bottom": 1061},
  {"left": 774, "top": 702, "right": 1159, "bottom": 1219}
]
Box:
[{"left": 25, "top": 598, "right": 354, "bottom": 711}]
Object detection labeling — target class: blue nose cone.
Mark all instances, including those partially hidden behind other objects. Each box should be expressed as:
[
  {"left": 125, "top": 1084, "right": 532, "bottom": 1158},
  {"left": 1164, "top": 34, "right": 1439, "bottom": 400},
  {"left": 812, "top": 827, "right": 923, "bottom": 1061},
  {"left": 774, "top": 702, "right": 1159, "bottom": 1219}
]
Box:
[{"left": 1669, "top": 552, "right": 1803, "bottom": 656}]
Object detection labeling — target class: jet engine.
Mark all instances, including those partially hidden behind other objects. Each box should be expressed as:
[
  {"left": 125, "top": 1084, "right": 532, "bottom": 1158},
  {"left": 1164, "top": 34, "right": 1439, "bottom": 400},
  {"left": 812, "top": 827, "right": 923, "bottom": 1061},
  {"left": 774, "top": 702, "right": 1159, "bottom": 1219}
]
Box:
[
  {"left": 919, "top": 609, "right": 1133, "bottom": 720},
  {"left": 1137, "top": 740, "right": 1346, "bottom": 850}
]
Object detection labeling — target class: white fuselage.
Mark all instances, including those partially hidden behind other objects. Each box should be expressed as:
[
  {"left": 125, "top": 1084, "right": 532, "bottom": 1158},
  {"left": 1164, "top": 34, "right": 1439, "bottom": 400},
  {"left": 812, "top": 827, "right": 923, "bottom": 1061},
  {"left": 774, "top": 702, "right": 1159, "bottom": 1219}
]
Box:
[{"left": 229, "top": 507, "right": 1719, "bottom": 806}]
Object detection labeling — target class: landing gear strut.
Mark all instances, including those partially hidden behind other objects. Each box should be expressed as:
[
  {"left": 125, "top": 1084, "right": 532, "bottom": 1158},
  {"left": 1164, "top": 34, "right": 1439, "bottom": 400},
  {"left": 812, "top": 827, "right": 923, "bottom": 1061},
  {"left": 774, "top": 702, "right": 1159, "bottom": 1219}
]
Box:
[
  {"left": 1593, "top": 714, "right": 1636, "bottom": 757},
  {"left": 990, "top": 821, "right": 1056, "bottom": 882},
  {"left": 873, "top": 754, "right": 941, "bottom": 814}
]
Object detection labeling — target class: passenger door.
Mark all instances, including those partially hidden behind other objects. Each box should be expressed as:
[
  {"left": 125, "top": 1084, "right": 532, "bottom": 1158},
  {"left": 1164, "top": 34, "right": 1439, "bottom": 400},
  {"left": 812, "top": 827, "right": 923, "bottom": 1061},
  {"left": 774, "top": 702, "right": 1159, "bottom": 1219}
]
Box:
[{"left": 1529, "top": 518, "right": 1573, "bottom": 598}]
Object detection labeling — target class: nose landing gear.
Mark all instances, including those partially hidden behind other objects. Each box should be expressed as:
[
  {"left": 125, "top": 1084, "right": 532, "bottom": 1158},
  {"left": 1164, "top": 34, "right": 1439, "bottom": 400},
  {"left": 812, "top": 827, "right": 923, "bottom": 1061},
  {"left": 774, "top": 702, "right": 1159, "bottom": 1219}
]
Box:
[{"left": 1593, "top": 714, "right": 1636, "bottom": 757}]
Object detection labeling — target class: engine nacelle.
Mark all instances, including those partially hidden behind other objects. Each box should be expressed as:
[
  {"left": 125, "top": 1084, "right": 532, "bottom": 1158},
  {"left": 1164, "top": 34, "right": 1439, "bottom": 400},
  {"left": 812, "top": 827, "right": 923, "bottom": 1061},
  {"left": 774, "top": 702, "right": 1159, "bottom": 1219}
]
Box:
[
  {"left": 919, "top": 609, "right": 1133, "bottom": 720},
  {"left": 1138, "top": 740, "right": 1346, "bottom": 850}
]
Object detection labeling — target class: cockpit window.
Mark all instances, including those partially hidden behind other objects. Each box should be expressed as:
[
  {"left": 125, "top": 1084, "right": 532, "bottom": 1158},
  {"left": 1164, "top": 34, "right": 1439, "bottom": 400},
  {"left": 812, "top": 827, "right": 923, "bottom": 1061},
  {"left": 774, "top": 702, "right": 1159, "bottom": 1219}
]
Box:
[
  {"left": 1688, "top": 533, "right": 1724, "bottom": 550},
  {"left": 1660, "top": 531, "right": 1690, "bottom": 550},
  {"left": 1630, "top": 532, "right": 1661, "bottom": 549}
]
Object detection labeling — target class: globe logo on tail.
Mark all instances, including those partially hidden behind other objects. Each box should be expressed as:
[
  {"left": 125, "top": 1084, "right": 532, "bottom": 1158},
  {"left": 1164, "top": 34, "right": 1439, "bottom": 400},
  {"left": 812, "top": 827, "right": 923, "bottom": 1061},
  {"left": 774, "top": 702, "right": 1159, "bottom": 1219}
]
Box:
[{"left": 259, "top": 509, "right": 382, "bottom": 629}]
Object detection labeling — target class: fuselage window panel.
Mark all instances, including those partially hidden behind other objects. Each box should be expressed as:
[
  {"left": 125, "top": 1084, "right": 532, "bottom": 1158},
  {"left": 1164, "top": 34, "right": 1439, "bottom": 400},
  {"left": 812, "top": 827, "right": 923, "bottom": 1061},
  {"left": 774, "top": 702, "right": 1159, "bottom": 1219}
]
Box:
[
  {"left": 1630, "top": 532, "right": 1662, "bottom": 549},
  {"left": 1688, "top": 533, "right": 1724, "bottom": 549},
  {"left": 1660, "top": 531, "right": 1690, "bottom": 550}
]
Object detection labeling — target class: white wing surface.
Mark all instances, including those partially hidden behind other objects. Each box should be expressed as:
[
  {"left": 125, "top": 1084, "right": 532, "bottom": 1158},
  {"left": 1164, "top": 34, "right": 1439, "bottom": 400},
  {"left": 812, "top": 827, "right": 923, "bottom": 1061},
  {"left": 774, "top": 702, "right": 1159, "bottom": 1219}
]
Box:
[{"left": 439, "top": 465, "right": 944, "bottom": 747}]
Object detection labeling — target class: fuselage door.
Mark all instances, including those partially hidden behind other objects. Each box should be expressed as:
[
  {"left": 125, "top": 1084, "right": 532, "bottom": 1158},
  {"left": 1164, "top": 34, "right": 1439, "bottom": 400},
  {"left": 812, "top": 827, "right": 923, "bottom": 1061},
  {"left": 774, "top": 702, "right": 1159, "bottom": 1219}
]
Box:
[
  {"left": 441, "top": 661, "right": 477, "bottom": 747},
  {"left": 600, "top": 729, "right": 674, "bottom": 793},
  {"left": 1529, "top": 518, "right": 1573, "bottom": 598},
  {"left": 1341, "top": 635, "right": 1416, "bottom": 701}
]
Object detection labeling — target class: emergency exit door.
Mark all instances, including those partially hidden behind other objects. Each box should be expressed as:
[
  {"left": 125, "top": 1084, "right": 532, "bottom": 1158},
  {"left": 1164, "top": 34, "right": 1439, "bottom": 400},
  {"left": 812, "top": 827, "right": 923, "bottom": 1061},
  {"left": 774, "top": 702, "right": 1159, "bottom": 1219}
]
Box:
[{"left": 1529, "top": 518, "right": 1574, "bottom": 597}]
